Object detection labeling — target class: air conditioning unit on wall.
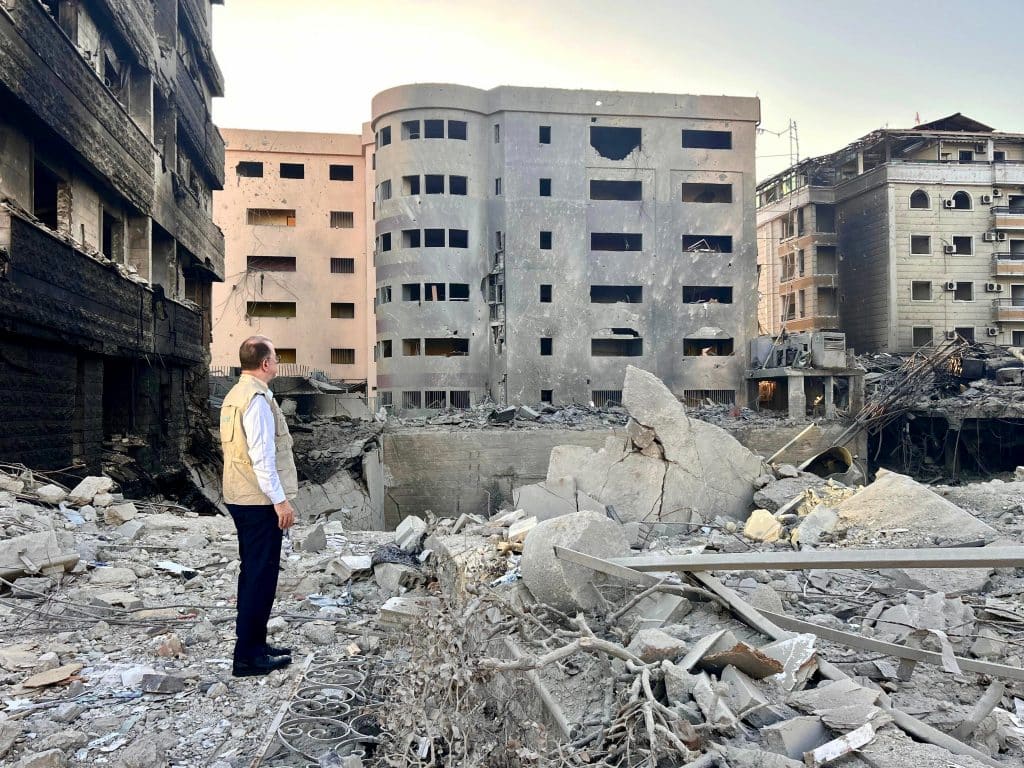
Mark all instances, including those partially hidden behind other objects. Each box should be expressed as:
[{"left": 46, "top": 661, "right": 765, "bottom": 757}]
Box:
[
  {"left": 981, "top": 194, "right": 993, "bottom": 204},
  {"left": 945, "top": 330, "right": 957, "bottom": 340},
  {"left": 943, "top": 245, "right": 956, "bottom": 254},
  {"left": 986, "top": 282, "right": 1001, "bottom": 292},
  {"left": 997, "top": 233, "right": 1009, "bottom": 242},
  {"left": 984, "top": 232, "right": 997, "bottom": 242},
  {"left": 943, "top": 199, "right": 956, "bottom": 209},
  {"left": 944, "top": 281, "right": 957, "bottom": 291},
  {"left": 987, "top": 327, "right": 1000, "bottom": 337},
  {"left": 992, "top": 188, "right": 1002, "bottom": 197}
]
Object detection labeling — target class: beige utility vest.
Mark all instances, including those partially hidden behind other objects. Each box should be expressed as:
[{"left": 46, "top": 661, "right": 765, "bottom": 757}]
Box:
[{"left": 220, "top": 374, "right": 298, "bottom": 505}]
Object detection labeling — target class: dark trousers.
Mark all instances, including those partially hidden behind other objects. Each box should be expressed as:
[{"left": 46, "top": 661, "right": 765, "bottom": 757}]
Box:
[{"left": 227, "top": 503, "right": 282, "bottom": 661}]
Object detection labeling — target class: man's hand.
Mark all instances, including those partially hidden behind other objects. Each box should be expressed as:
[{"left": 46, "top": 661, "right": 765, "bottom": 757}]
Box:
[{"left": 273, "top": 500, "right": 296, "bottom": 530}]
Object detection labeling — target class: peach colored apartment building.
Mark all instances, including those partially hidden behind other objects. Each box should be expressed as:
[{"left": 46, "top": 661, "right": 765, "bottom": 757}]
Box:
[{"left": 211, "top": 129, "right": 375, "bottom": 387}]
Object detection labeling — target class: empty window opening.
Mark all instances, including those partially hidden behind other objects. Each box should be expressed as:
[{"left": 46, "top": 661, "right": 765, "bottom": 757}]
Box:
[
  {"left": 539, "top": 125, "right": 551, "bottom": 144},
  {"left": 402, "top": 338, "right": 421, "bottom": 356},
  {"left": 913, "top": 326, "right": 934, "bottom": 347},
  {"left": 682, "top": 130, "right": 732, "bottom": 149},
  {"left": 683, "top": 390, "right": 736, "bottom": 407},
  {"left": 540, "top": 389, "right": 553, "bottom": 404},
  {"left": 331, "top": 348, "right": 355, "bottom": 364},
  {"left": 539, "top": 178, "right": 552, "bottom": 197},
  {"left": 276, "top": 348, "right": 297, "bottom": 364},
  {"left": 402, "top": 283, "right": 421, "bottom": 302},
  {"left": 680, "top": 183, "right": 731, "bottom": 203},
  {"left": 379, "top": 232, "right": 392, "bottom": 252},
  {"left": 592, "top": 338, "right": 643, "bottom": 357},
  {"left": 247, "top": 301, "right": 296, "bottom": 318},
  {"left": 377, "top": 126, "right": 391, "bottom": 147},
  {"left": 1014, "top": 330, "right": 1024, "bottom": 345},
  {"left": 954, "top": 326, "right": 975, "bottom": 342},
  {"left": 424, "top": 283, "right": 446, "bottom": 301},
  {"left": 378, "top": 286, "right": 392, "bottom": 304},
  {"left": 910, "top": 235, "right": 930, "bottom": 254},
  {"left": 424, "top": 119, "right": 445, "bottom": 139},
  {"left": 953, "top": 282, "right": 974, "bottom": 301},
  {"left": 494, "top": 124, "right": 500, "bottom": 143},
  {"left": 817, "top": 286, "right": 837, "bottom": 315},
  {"left": 448, "top": 120, "right": 467, "bottom": 140},
  {"left": 402, "top": 229, "right": 421, "bottom": 249},
  {"left": 280, "top": 163, "right": 304, "bottom": 179},
  {"left": 994, "top": 151, "right": 1007, "bottom": 162},
  {"left": 330, "top": 164, "right": 354, "bottom": 181},
  {"left": 682, "top": 235, "right": 732, "bottom": 253},
  {"left": 448, "top": 229, "right": 468, "bottom": 248},
  {"left": 540, "top": 337, "right": 553, "bottom": 356},
  {"left": 591, "top": 285, "right": 642, "bottom": 303},
  {"left": 425, "top": 390, "right": 447, "bottom": 409},
  {"left": 952, "top": 191, "right": 972, "bottom": 210},
  {"left": 449, "top": 175, "right": 468, "bottom": 195},
  {"left": 912, "top": 280, "right": 932, "bottom": 300},
  {"left": 590, "top": 126, "right": 641, "bottom": 160},
  {"left": 403, "top": 175, "right": 421, "bottom": 195},
  {"left": 379, "top": 392, "right": 393, "bottom": 407},
  {"left": 815, "top": 204, "right": 836, "bottom": 233},
  {"left": 449, "top": 283, "right": 470, "bottom": 301},
  {"left": 539, "top": 231, "right": 552, "bottom": 250},
  {"left": 592, "top": 390, "right": 623, "bottom": 408},
  {"left": 816, "top": 246, "right": 838, "bottom": 274},
  {"left": 32, "top": 161, "right": 62, "bottom": 230},
  {"left": 402, "top": 120, "right": 421, "bottom": 140},
  {"left": 236, "top": 161, "right": 263, "bottom": 178},
  {"left": 682, "top": 285, "right": 733, "bottom": 304},
  {"left": 910, "top": 189, "right": 929, "bottom": 209},
  {"left": 424, "top": 229, "right": 445, "bottom": 247},
  {"left": 101, "top": 209, "right": 123, "bottom": 262},
  {"left": 425, "top": 174, "right": 444, "bottom": 194},
  {"left": 495, "top": 178, "right": 502, "bottom": 195},
  {"left": 425, "top": 338, "right": 469, "bottom": 356},
  {"left": 377, "top": 180, "right": 392, "bottom": 201},
  {"left": 540, "top": 284, "right": 553, "bottom": 303},
  {"left": 958, "top": 150, "right": 974, "bottom": 164},
  {"left": 247, "top": 208, "right": 296, "bottom": 226},
  {"left": 591, "top": 180, "right": 643, "bottom": 201},
  {"left": 592, "top": 233, "right": 642, "bottom": 251},
  {"left": 683, "top": 338, "right": 734, "bottom": 356},
  {"left": 247, "top": 256, "right": 296, "bottom": 272},
  {"left": 331, "top": 302, "right": 355, "bottom": 318},
  {"left": 402, "top": 391, "right": 421, "bottom": 409},
  {"left": 381, "top": 340, "right": 393, "bottom": 358},
  {"left": 330, "top": 211, "right": 354, "bottom": 229},
  {"left": 953, "top": 236, "right": 972, "bottom": 255}
]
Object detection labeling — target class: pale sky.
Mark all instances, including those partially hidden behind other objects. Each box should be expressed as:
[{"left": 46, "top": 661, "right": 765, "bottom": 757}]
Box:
[{"left": 212, "top": 0, "right": 1024, "bottom": 180}]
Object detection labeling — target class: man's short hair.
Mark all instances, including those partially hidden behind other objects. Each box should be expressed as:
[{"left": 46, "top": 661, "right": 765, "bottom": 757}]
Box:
[{"left": 239, "top": 336, "right": 273, "bottom": 370}]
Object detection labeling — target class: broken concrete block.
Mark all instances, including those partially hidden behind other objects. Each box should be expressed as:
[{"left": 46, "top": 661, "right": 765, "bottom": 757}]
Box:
[
  {"left": 490, "top": 508, "right": 526, "bottom": 526},
  {"left": 373, "top": 562, "right": 422, "bottom": 595},
  {"left": 91, "top": 590, "right": 143, "bottom": 611},
  {"left": 575, "top": 491, "right": 606, "bottom": 515},
  {"left": 34, "top": 484, "right": 67, "bottom": 505},
  {"left": 512, "top": 483, "right": 576, "bottom": 522},
  {"left": 626, "top": 418, "right": 657, "bottom": 450},
  {"left": 762, "top": 716, "right": 829, "bottom": 760},
  {"left": 792, "top": 506, "right": 838, "bottom": 546},
  {"left": 66, "top": 476, "right": 113, "bottom": 506},
  {"left": 395, "top": 515, "right": 428, "bottom": 552},
  {"left": 517, "top": 405, "right": 540, "bottom": 421},
  {"left": 14, "top": 748, "right": 68, "bottom": 768},
  {"left": 326, "top": 555, "right": 372, "bottom": 582},
  {"left": 114, "top": 519, "right": 147, "bottom": 541},
  {"left": 140, "top": 673, "right": 187, "bottom": 694},
  {"left": 0, "top": 720, "right": 23, "bottom": 758},
  {"left": 971, "top": 627, "right": 1007, "bottom": 660},
  {"left": 0, "top": 475, "right": 25, "bottom": 494},
  {"left": 507, "top": 516, "right": 537, "bottom": 544},
  {"left": 0, "top": 531, "right": 79, "bottom": 579},
  {"left": 302, "top": 523, "right": 327, "bottom": 553},
  {"left": 520, "top": 510, "right": 629, "bottom": 613},
  {"left": 700, "top": 641, "right": 784, "bottom": 679},
  {"left": 754, "top": 476, "right": 828, "bottom": 513},
  {"left": 89, "top": 567, "right": 137, "bottom": 588},
  {"left": 627, "top": 628, "right": 687, "bottom": 663},
  {"left": 92, "top": 493, "right": 115, "bottom": 507},
  {"left": 488, "top": 406, "right": 516, "bottom": 423},
  {"left": 761, "top": 633, "right": 818, "bottom": 692},
  {"left": 722, "top": 665, "right": 785, "bottom": 727},
  {"left": 788, "top": 678, "right": 883, "bottom": 731},
  {"left": 776, "top": 464, "right": 800, "bottom": 478},
  {"left": 103, "top": 502, "right": 138, "bottom": 526},
  {"left": 663, "top": 663, "right": 734, "bottom": 726},
  {"left": 743, "top": 509, "right": 782, "bottom": 542},
  {"left": 378, "top": 596, "right": 441, "bottom": 628}
]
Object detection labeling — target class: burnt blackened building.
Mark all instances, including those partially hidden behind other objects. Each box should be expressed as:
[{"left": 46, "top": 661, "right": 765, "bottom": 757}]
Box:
[{"left": 0, "top": 0, "right": 225, "bottom": 473}]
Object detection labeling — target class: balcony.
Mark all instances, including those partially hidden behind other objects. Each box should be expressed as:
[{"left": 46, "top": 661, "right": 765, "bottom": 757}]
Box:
[
  {"left": 993, "top": 298, "right": 1024, "bottom": 323},
  {"left": 992, "top": 206, "right": 1024, "bottom": 231},
  {"left": 992, "top": 253, "right": 1024, "bottom": 277},
  {"left": 175, "top": 54, "right": 226, "bottom": 187}
]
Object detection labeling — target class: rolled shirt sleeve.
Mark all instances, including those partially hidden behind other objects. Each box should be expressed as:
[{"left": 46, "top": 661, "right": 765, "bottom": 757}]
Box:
[{"left": 241, "top": 393, "right": 286, "bottom": 505}]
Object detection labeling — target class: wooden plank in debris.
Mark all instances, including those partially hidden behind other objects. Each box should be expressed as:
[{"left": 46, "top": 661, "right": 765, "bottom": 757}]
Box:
[
  {"left": 760, "top": 609, "right": 1024, "bottom": 682},
  {"left": 609, "top": 546, "right": 1024, "bottom": 573}
]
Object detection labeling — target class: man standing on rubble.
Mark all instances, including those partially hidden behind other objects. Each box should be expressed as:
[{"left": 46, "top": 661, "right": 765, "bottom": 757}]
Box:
[{"left": 220, "top": 335, "right": 297, "bottom": 677}]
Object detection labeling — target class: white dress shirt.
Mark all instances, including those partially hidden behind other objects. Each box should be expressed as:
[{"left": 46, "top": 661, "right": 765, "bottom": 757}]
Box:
[{"left": 241, "top": 390, "right": 286, "bottom": 504}]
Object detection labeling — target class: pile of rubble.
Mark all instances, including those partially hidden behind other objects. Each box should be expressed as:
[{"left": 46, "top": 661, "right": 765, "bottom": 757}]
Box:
[{"left": 388, "top": 402, "right": 630, "bottom": 431}]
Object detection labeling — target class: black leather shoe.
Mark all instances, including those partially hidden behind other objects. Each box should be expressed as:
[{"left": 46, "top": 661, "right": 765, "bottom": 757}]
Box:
[
  {"left": 232, "top": 654, "right": 292, "bottom": 678},
  {"left": 265, "top": 644, "right": 293, "bottom": 657}
]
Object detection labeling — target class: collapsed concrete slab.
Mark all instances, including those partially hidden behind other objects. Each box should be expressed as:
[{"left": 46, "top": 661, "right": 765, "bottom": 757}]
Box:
[{"left": 546, "top": 367, "right": 763, "bottom": 523}]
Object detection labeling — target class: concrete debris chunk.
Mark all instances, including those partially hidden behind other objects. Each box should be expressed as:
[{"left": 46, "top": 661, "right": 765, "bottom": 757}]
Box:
[
  {"left": 700, "top": 641, "right": 784, "bottom": 679},
  {"left": 326, "top": 555, "right": 372, "bottom": 582},
  {"left": 761, "top": 633, "right": 818, "bottom": 692},
  {"left": 302, "top": 523, "right": 327, "bottom": 553},
  {"left": 512, "top": 483, "right": 577, "bottom": 522},
  {"left": 520, "top": 511, "right": 629, "bottom": 612},
  {"left": 14, "top": 749, "right": 68, "bottom": 768},
  {"left": 0, "top": 531, "right": 79, "bottom": 579},
  {"left": 488, "top": 406, "right": 516, "bottom": 423},
  {"left": 792, "top": 506, "right": 838, "bottom": 546},
  {"left": 140, "top": 673, "right": 187, "bottom": 694},
  {"left": 103, "top": 502, "right": 138, "bottom": 525},
  {"left": 721, "top": 665, "right": 785, "bottom": 727},
  {"left": 506, "top": 516, "right": 537, "bottom": 544},
  {"left": 66, "top": 475, "right": 114, "bottom": 506},
  {"left": 114, "top": 519, "right": 147, "bottom": 541},
  {"left": 803, "top": 722, "right": 875, "bottom": 767},
  {"left": 743, "top": 509, "right": 783, "bottom": 542},
  {"left": 517, "top": 405, "right": 540, "bottom": 421},
  {"left": 776, "top": 464, "right": 800, "bottom": 478},
  {"left": 34, "top": 484, "right": 67, "bottom": 505},
  {"left": 0, "top": 720, "right": 24, "bottom": 758},
  {"left": 21, "top": 663, "right": 82, "bottom": 688},
  {"left": 627, "top": 628, "right": 687, "bottom": 663},
  {"left": 489, "top": 508, "right": 526, "bottom": 527},
  {"left": 754, "top": 476, "right": 828, "bottom": 513},
  {"left": 395, "top": 515, "right": 428, "bottom": 552},
  {"left": 89, "top": 567, "right": 137, "bottom": 587},
  {"left": 971, "top": 627, "right": 1007, "bottom": 660},
  {"left": 378, "top": 596, "right": 441, "bottom": 628},
  {"left": 0, "top": 475, "right": 25, "bottom": 494},
  {"left": 762, "top": 715, "right": 829, "bottom": 760},
  {"left": 373, "top": 562, "right": 423, "bottom": 594}
]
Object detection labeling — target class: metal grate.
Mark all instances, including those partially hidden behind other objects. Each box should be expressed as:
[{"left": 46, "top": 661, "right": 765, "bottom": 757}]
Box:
[
  {"left": 402, "top": 391, "right": 422, "bottom": 410},
  {"left": 682, "top": 389, "right": 736, "bottom": 407},
  {"left": 330, "top": 258, "right": 355, "bottom": 274},
  {"left": 424, "top": 390, "right": 447, "bottom": 409},
  {"left": 591, "top": 390, "right": 623, "bottom": 408},
  {"left": 329, "top": 211, "right": 354, "bottom": 229},
  {"left": 449, "top": 390, "right": 471, "bottom": 409},
  {"left": 330, "top": 348, "right": 355, "bottom": 365},
  {"left": 379, "top": 391, "right": 393, "bottom": 407}
]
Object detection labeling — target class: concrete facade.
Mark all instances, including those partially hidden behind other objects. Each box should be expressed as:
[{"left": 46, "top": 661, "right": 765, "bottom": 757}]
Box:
[
  {"left": 371, "top": 84, "right": 761, "bottom": 411},
  {"left": 211, "top": 129, "right": 375, "bottom": 385},
  {"left": 757, "top": 114, "right": 1024, "bottom": 353},
  {"left": 0, "top": 0, "right": 224, "bottom": 473}
]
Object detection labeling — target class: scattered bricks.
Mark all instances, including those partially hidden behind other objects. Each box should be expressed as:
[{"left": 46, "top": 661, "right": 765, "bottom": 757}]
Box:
[
  {"left": 14, "top": 748, "right": 68, "bottom": 768},
  {"left": 302, "top": 523, "right": 327, "bottom": 553},
  {"left": 34, "top": 484, "right": 67, "bottom": 505},
  {"left": 507, "top": 516, "right": 537, "bottom": 544},
  {"left": 114, "top": 519, "right": 146, "bottom": 541},
  {"left": 762, "top": 716, "right": 829, "bottom": 760},
  {"left": 743, "top": 509, "right": 782, "bottom": 543},
  {"left": 971, "top": 627, "right": 1007, "bottom": 660},
  {"left": 517, "top": 405, "right": 540, "bottom": 421},
  {"left": 627, "top": 628, "right": 687, "bottom": 663},
  {"left": 104, "top": 502, "right": 138, "bottom": 525},
  {"left": 66, "top": 476, "right": 113, "bottom": 506},
  {"left": 395, "top": 515, "right": 428, "bottom": 552},
  {"left": 488, "top": 406, "right": 516, "bottom": 423},
  {"left": 722, "top": 665, "right": 785, "bottom": 727}
]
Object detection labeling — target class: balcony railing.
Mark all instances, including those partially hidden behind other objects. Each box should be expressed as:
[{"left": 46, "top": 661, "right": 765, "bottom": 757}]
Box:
[
  {"left": 993, "top": 298, "right": 1024, "bottom": 322},
  {"left": 991, "top": 206, "right": 1024, "bottom": 215}
]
